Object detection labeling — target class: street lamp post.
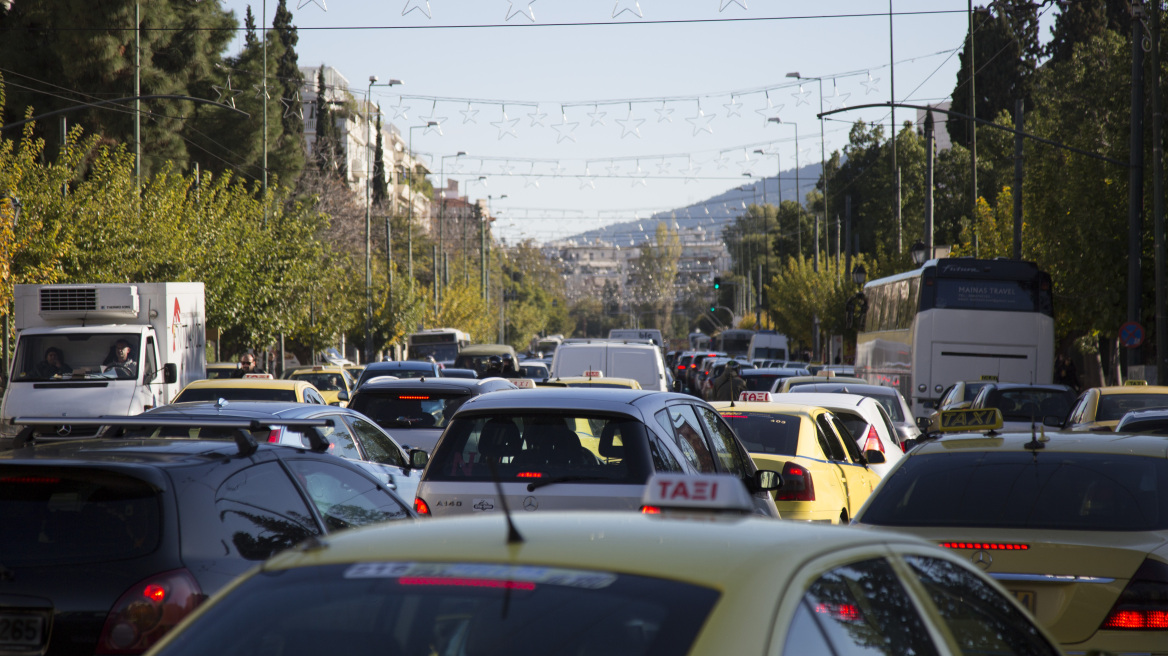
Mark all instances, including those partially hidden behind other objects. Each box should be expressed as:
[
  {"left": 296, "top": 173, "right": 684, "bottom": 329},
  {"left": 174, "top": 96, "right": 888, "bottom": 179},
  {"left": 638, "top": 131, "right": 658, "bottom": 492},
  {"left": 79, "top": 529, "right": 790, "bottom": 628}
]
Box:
[
  {"left": 407, "top": 122, "right": 438, "bottom": 291},
  {"left": 767, "top": 117, "right": 800, "bottom": 257},
  {"left": 484, "top": 194, "right": 507, "bottom": 300},
  {"left": 2, "top": 195, "right": 20, "bottom": 378},
  {"left": 364, "top": 75, "right": 401, "bottom": 364},
  {"left": 438, "top": 151, "right": 466, "bottom": 274},
  {"left": 755, "top": 147, "right": 781, "bottom": 325},
  {"left": 785, "top": 72, "right": 828, "bottom": 274}
]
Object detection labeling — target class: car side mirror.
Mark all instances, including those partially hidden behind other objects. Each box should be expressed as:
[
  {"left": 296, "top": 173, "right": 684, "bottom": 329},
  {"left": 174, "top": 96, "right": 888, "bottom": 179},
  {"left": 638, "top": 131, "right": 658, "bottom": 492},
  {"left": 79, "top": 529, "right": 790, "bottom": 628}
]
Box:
[
  {"left": 409, "top": 448, "right": 429, "bottom": 470},
  {"left": 864, "top": 450, "right": 886, "bottom": 465},
  {"left": 337, "top": 390, "right": 349, "bottom": 402},
  {"left": 754, "top": 469, "right": 781, "bottom": 491},
  {"left": 1043, "top": 415, "right": 1064, "bottom": 429},
  {"left": 915, "top": 416, "right": 932, "bottom": 432},
  {"left": 163, "top": 363, "right": 178, "bottom": 385}
]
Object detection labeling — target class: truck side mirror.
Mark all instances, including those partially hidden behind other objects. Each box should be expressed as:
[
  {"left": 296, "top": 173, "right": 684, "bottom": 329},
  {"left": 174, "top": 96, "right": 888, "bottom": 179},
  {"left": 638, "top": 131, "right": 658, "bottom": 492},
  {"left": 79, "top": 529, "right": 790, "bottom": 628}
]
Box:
[{"left": 163, "top": 363, "right": 178, "bottom": 385}]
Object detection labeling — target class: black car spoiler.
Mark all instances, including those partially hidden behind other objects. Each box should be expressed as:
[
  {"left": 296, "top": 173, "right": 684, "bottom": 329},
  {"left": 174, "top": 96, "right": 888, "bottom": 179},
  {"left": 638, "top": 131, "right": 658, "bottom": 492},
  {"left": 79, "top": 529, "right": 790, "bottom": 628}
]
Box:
[{"left": 11, "top": 416, "right": 335, "bottom": 456}]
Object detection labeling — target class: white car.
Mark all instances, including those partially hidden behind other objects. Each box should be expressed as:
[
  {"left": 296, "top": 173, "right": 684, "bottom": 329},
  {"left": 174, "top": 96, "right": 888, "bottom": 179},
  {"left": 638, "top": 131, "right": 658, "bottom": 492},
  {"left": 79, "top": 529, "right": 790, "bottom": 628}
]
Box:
[{"left": 769, "top": 392, "right": 905, "bottom": 478}]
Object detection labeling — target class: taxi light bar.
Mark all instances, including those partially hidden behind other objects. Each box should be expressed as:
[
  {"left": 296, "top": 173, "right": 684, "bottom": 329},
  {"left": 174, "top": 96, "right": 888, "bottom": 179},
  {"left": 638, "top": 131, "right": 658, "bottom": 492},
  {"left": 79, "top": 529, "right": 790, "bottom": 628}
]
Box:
[
  {"left": 641, "top": 473, "right": 753, "bottom": 513},
  {"left": 940, "top": 542, "right": 1029, "bottom": 551},
  {"left": 398, "top": 577, "right": 536, "bottom": 591},
  {"left": 738, "top": 391, "right": 773, "bottom": 403},
  {"left": 937, "top": 408, "right": 1004, "bottom": 433},
  {"left": 640, "top": 505, "right": 662, "bottom": 514},
  {"left": 506, "top": 378, "right": 536, "bottom": 389},
  {"left": 582, "top": 370, "right": 603, "bottom": 378}
]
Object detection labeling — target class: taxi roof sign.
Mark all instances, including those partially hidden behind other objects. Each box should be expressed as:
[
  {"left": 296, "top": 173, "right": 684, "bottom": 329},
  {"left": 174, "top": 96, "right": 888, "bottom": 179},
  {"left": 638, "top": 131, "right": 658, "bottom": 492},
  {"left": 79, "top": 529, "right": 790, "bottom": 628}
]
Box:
[
  {"left": 937, "top": 408, "right": 1003, "bottom": 433},
  {"left": 980, "top": 375, "right": 999, "bottom": 381},
  {"left": 243, "top": 373, "right": 275, "bottom": 379},
  {"left": 1125, "top": 379, "right": 1149, "bottom": 386},
  {"left": 738, "top": 391, "right": 773, "bottom": 403},
  {"left": 506, "top": 378, "right": 536, "bottom": 389},
  {"left": 581, "top": 370, "right": 603, "bottom": 378},
  {"left": 640, "top": 474, "right": 753, "bottom": 513}
]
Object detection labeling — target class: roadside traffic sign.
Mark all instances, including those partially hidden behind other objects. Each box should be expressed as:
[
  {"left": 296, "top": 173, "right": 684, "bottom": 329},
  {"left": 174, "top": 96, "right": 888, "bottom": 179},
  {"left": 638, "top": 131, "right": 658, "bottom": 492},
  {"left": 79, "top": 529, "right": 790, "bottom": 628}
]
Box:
[{"left": 1120, "top": 321, "right": 1145, "bottom": 349}]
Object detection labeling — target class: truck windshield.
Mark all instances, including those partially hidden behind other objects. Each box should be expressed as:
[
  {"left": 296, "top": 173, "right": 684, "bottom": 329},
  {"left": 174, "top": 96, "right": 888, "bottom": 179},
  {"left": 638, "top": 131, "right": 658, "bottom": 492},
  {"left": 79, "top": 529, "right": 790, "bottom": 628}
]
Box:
[{"left": 12, "top": 333, "right": 141, "bottom": 382}]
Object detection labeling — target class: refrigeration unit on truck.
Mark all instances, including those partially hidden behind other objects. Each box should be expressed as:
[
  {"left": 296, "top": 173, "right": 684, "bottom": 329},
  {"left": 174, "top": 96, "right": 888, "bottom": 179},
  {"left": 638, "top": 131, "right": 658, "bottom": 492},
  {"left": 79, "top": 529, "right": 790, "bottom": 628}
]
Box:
[{"left": 0, "top": 283, "right": 206, "bottom": 444}]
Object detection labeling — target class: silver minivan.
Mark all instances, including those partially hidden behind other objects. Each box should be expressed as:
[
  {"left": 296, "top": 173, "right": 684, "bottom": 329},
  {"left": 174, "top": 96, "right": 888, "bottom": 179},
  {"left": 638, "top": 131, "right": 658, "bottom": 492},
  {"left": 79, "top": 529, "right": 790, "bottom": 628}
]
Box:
[{"left": 414, "top": 388, "right": 780, "bottom": 518}]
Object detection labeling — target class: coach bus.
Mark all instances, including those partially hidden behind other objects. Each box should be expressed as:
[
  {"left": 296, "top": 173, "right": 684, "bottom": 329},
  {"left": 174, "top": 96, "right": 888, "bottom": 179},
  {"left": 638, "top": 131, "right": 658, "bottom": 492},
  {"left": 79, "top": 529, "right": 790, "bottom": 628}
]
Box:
[
  {"left": 854, "top": 258, "right": 1054, "bottom": 419},
  {"left": 712, "top": 329, "right": 755, "bottom": 358},
  {"left": 406, "top": 328, "right": 471, "bottom": 365}
]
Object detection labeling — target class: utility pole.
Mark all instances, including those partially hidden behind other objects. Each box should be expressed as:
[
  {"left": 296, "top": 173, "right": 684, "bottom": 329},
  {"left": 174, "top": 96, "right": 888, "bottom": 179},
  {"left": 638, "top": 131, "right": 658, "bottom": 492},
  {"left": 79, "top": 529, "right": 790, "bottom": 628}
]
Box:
[
  {"left": 969, "top": 0, "right": 979, "bottom": 256},
  {"left": 925, "top": 112, "right": 935, "bottom": 256},
  {"left": 1128, "top": 1, "right": 1147, "bottom": 372},
  {"left": 1153, "top": 2, "right": 1166, "bottom": 384},
  {"left": 1013, "top": 98, "right": 1024, "bottom": 260}
]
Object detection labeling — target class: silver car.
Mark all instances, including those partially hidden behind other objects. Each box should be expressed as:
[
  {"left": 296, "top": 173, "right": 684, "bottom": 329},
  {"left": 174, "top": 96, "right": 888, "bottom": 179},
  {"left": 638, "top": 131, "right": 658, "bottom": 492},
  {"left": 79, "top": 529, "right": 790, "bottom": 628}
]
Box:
[
  {"left": 415, "top": 388, "right": 780, "bottom": 518},
  {"left": 782, "top": 382, "right": 922, "bottom": 444}
]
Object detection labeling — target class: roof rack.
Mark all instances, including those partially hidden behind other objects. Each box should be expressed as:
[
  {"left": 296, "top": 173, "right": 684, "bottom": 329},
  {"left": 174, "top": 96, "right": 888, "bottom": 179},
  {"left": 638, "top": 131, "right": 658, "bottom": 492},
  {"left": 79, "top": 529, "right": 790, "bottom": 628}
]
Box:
[{"left": 12, "top": 416, "right": 335, "bottom": 457}]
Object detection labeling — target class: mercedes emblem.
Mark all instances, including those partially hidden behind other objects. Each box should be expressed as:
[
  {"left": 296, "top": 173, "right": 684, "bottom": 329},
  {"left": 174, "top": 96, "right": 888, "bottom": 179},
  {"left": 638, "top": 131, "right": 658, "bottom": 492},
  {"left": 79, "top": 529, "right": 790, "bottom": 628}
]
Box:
[
  {"left": 55, "top": 425, "right": 72, "bottom": 437},
  {"left": 522, "top": 496, "right": 539, "bottom": 511},
  {"left": 971, "top": 550, "right": 992, "bottom": 570}
]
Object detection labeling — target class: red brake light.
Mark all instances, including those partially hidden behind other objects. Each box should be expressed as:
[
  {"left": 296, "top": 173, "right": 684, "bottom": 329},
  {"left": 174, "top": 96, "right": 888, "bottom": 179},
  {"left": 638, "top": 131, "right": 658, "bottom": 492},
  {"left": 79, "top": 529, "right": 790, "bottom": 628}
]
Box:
[
  {"left": 414, "top": 497, "right": 431, "bottom": 516},
  {"left": 0, "top": 476, "right": 61, "bottom": 484},
  {"left": 775, "top": 461, "right": 815, "bottom": 502},
  {"left": 96, "top": 569, "right": 204, "bottom": 655},
  {"left": 939, "top": 542, "right": 1029, "bottom": 551},
  {"left": 640, "top": 505, "right": 662, "bottom": 514},
  {"left": 398, "top": 395, "right": 430, "bottom": 400},
  {"left": 1103, "top": 610, "right": 1168, "bottom": 629},
  {"left": 862, "top": 426, "right": 884, "bottom": 453},
  {"left": 1100, "top": 559, "right": 1168, "bottom": 631},
  {"left": 814, "top": 603, "right": 862, "bottom": 622},
  {"left": 516, "top": 472, "right": 542, "bottom": 478}
]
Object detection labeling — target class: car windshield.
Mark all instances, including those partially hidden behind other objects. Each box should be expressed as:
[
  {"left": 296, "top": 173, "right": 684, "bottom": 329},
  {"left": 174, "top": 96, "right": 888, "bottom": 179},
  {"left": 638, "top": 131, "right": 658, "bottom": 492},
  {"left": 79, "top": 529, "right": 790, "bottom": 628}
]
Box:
[
  {"left": 148, "top": 562, "right": 719, "bottom": 656},
  {"left": 11, "top": 333, "right": 141, "bottom": 382},
  {"left": 175, "top": 387, "right": 298, "bottom": 402},
  {"left": 426, "top": 413, "right": 649, "bottom": 483},
  {"left": 292, "top": 372, "right": 348, "bottom": 391},
  {"left": 0, "top": 466, "right": 162, "bottom": 566},
  {"left": 1096, "top": 393, "right": 1168, "bottom": 421},
  {"left": 359, "top": 368, "right": 433, "bottom": 386},
  {"left": 860, "top": 451, "right": 1168, "bottom": 531},
  {"left": 348, "top": 392, "right": 470, "bottom": 430},
  {"left": 718, "top": 411, "right": 801, "bottom": 455}
]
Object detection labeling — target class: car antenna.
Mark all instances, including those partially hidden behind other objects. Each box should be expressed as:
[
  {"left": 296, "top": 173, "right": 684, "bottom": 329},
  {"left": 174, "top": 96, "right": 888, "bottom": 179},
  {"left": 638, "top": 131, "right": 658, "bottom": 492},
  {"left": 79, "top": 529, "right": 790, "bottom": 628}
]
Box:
[
  {"left": 485, "top": 457, "right": 524, "bottom": 544},
  {"left": 1024, "top": 420, "right": 1048, "bottom": 455}
]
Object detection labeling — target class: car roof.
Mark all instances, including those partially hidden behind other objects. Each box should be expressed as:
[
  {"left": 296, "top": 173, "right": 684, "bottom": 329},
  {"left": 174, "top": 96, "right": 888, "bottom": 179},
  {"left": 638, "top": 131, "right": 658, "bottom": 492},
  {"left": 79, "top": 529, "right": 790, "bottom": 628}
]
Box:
[
  {"left": 980, "top": 383, "right": 1074, "bottom": 392},
  {"left": 552, "top": 376, "right": 641, "bottom": 386},
  {"left": 454, "top": 387, "right": 667, "bottom": 413},
  {"left": 710, "top": 401, "right": 822, "bottom": 418},
  {"left": 259, "top": 512, "right": 939, "bottom": 589},
  {"left": 288, "top": 366, "right": 348, "bottom": 374},
  {"left": 181, "top": 378, "right": 312, "bottom": 390},
  {"left": 352, "top": 377, "right": 513, "bottom": 393},
  {"left": 1094, "top": 385, "right": 1168, "bottom": 395},
  {"left": 145, "top": 400, "right": 347, "bottom": 418},
  {"left": 0, "top": 437, "right": 280, "bottom": 466},
  {"left": 787, "top": 382, "right": 897, "bottom": 395},
  {"left": 768, "top": 392, "right": 877, "bottom": 410},
  {"left": 365, "top": 361, "right": 438, "bottom": 370},
  {"left": 913, "top": 429, "right": 1168, "bottom": 457},
  {"left": 458, "top": 344, "right": 518, "bottom": 356}
]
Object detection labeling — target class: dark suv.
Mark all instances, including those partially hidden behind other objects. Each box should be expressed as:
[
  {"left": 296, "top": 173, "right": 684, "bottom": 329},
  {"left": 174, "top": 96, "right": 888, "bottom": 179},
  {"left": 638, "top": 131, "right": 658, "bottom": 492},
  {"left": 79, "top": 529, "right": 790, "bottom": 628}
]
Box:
[
  {"left": 0, "top": 420, "right": 413, "bottom": 656},
  {"left": 347, "top": 377, "right": 516, "bottom": 453}
]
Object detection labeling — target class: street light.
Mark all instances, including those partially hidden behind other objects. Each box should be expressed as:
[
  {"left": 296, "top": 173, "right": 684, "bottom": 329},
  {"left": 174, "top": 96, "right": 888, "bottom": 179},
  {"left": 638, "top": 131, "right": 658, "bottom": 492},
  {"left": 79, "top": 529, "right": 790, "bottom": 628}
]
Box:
[
  {"left": 910, "top": 240, "right": 928, "bottom": 266},
  {"left": 851, "top": 263, "right": 867, "bottom": 286},
  {"left": 786, "top": 72, "right": 828, "bottom": 274},
  {"left": 406, "top": 121, "right": 438, "bottom": 289},
  {"left": 364, "top": 75, "right": 401, "bottom": 364},
  {"left": 768, "top": 117, "right": 800, "bottom": 256}
]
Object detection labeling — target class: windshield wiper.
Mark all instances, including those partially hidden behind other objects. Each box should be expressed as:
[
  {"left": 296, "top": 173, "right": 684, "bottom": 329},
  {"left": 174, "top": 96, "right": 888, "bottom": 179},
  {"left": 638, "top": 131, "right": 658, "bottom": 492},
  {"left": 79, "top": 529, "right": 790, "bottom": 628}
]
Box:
[{"left": 526, "top": 475, "right": 613, "bottom": 492}]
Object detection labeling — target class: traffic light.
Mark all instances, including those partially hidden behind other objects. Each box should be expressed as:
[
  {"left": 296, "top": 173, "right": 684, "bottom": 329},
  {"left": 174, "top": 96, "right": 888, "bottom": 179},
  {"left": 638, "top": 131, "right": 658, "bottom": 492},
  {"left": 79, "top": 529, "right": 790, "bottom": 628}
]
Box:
[
  {"left": 713, "top": 276, "right": 721, "bottom": 290},
  {"left": 710, "top": 305, "right": 717, "bottom": 313}
]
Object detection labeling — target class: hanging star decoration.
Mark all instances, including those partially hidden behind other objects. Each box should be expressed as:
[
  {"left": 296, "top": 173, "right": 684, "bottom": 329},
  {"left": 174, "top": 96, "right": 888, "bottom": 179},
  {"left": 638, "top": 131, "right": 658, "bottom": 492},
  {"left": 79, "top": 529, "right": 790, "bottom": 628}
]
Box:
[
  {"left": 612, "top": 0, "right": 642, "bottom": 18},
  {"left": 390, "top": 97, "right": 411, "bottom": 120},
  {"left": 631, "top": 162, "right": 648, "bottom": 187},
  {"left": 587, "top": 105, "right": 608, "bottom": 127},
  {"left": 755, "top": 93, "right": 783, "bottom": 126},
  {"left": 616, "top": 106, "right": 645, "bottom": 138},
  {"left": 459, "top": 102, "right": 479, "bottom": 124},
  {"left": 824, "top": 80, "right": 850, "bottom": 110},
  {"left": 656, "top": 157, "right": 671, "bottom": 175},
  {"left": 685, "top": 103, "right": 715, "bottom": 136},
  {"left": 527, "top": 104, "right": 547, "bottom": 127},
  {"left": 792, "top": 85, "right": 812, "bottom": 107},
  {"left": 713, "top": 151, "right": 731, "bottom": 169},
  {"left": 861, "top": 71, "right": 881, "bottom": 95},
  {"left": 212, "top": 75, "right": 241, "bottom": 109},
  {"left": 491, "top": 107, "right": 521, "bottom": 139},
  {"left": 739, "top": 148, "right": 757, "bottom": 173},
  {"left": 723, "top": 95, "right": 743, "bottom": 118},
  {"left": 280, "top": 92, "right": 304, "bottom": 119},
  {"left": 402, "top": 0, "right": 431, "bottom": 18},
  {"left": 552, "top": 111, "right": 579, "bottom": 143},
  {"left": 297, "top": 0, "right": 327, "bottom": 10},
  {"left": 682, "top": 157, "right": 701, "bottom": 184},
  {"left": 421, "top": 101, "right": 447, "bottom": 134},
  {"left": 655, "top": 101, "right": 674, "bottom": 123},
  {"left": 719, "top": 0, "right": 746, "bottom": 8},
  {"left": 605, "top": 160, "right": 622, "bottom": 177},
  {"left": 579, "top": 166, "right": 596, "bottom": 189},
  {"left": 550, "top": 161, "right": 566, "bottom": 177},
  {"left": 524, "top": 163, "right": 540, "bottom": 188},
  {"left": 499, "top": 160, "right": 517, "bottom": 176},
  {"left": 253, "top": 83, "right": 270, "bottom": 101},
  {"left": 505, "top": 0, "right": 536, "bottom": 21}
]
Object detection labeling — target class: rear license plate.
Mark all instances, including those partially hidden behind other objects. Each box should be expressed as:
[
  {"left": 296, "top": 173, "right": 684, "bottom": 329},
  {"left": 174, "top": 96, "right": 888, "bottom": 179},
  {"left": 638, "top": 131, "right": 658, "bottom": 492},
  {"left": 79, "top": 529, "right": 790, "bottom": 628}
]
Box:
[
  {"left": 1011, "top": 589, "right": 1036, "bottom": 613},
  {"left": 0, "top": 613, "right": 45, "bottom": 649}
]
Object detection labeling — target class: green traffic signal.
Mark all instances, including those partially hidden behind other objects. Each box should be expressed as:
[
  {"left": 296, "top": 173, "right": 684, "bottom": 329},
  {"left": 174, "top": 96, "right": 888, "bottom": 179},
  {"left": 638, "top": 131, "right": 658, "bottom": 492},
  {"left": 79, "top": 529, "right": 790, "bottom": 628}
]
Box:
[{"left": 713, "top": 276, "right": 721, "bottom": 290}]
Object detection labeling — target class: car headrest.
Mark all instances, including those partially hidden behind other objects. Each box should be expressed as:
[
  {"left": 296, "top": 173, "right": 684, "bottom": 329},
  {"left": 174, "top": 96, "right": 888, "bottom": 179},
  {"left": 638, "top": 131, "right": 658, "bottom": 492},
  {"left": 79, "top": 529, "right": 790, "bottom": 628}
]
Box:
[
  {"left": 478, "top": 419, "right": 521, "bottom": 458},
  {"left": 598, "top": 423, "right": 625, "bottom": 460}
]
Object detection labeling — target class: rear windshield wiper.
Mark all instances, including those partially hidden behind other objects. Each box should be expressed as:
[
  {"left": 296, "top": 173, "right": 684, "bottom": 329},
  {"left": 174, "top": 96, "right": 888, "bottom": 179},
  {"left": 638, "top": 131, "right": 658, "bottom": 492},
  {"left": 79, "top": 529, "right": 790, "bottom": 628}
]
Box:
[{"left": 526, "top": 475, "right": 614, "bottom": 492}]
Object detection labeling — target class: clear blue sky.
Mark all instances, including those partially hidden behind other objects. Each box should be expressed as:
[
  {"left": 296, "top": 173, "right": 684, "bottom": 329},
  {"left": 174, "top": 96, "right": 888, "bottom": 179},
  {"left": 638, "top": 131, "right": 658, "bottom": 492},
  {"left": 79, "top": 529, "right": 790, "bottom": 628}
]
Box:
[{"left": 217, "top": 0, "right": 1055, "bottom": 243}]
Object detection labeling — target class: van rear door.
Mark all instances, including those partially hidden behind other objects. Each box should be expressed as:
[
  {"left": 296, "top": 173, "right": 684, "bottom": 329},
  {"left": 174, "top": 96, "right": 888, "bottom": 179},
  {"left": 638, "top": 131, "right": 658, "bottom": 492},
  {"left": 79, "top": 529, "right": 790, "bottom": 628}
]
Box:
[{"left": 606, "top": 346, "right": 665, "bottom": 391}]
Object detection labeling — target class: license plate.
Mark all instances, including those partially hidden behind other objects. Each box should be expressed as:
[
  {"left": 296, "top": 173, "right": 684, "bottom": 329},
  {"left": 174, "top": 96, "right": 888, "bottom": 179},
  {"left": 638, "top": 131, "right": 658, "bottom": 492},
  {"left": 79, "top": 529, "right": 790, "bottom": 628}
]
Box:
[
  {"left": 1011, "top": 589, "right": 1036, "bottom": 614},
  {"left": 0, "top": 613, "right": 44, "bottom": 648}
]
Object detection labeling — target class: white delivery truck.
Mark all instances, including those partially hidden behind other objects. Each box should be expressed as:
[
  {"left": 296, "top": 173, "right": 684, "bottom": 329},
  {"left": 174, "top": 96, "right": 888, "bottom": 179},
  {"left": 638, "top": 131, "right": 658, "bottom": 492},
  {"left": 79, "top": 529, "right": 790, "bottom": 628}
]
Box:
[
  {"left": 550, "top": 340, "right": 669, "bottom": 391},
  {"left": 0, "top": 283, "right": 206, "bottom": 443}
]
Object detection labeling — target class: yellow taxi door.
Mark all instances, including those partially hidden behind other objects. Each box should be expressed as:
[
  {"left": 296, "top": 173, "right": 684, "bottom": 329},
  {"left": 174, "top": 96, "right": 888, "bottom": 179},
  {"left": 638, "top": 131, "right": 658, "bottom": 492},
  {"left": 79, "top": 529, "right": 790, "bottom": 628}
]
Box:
[{"left": 814, "top": 413, "right": 877, "bottom": 520}]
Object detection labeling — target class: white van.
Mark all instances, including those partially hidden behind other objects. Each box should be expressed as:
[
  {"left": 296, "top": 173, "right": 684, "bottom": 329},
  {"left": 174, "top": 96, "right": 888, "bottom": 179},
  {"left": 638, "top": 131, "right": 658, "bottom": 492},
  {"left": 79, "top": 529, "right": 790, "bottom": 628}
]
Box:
[
  {"left": 550, "top": 341, "right": 669, "bottom": 391},
  {"left": 747, "top": 330, "right": 789, "bottom": 364},
  {"left": 607, "top": 328, "right": 664, "bottom": 350}
]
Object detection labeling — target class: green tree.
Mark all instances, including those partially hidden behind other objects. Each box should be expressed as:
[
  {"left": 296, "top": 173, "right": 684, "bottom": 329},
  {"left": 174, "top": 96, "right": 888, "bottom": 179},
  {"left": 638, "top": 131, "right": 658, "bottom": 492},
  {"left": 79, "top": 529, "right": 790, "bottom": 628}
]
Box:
[{"left": 632, "top": 223, "right": 682, "bottom": 334}]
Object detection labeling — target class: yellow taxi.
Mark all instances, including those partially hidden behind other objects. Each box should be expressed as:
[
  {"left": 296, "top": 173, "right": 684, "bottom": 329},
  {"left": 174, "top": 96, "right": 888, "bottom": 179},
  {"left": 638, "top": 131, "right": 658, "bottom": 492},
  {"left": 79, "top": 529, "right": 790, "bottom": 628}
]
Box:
[
  {"left": 172, "top": 375, "right": 328, "bottom": 405},
  {"left": 1063, "top": 383, "right": 1168, "bottom": 431},
  {"left": 856, "top": 407, "right": 1168, "bottom": 655},
  {"left": 343, "top": 364, "right": 365, "bottom": 383},
  {"left": 923, "top": 377, "right": 997, "bottom": 432},
  {"left": 547, "top": 371, "right": 643, "bottom": 389},
  {"left": 286, "top": 365, "right": 356, "bottom": 407},
  {"left": 712, "top": 392, "right": 884, "bottom": 524},
  {"left": 144, "top": 474, "right": 1060, "bottom": 656},
  {"left": 772, "top": 371, "right": 867, "bottom": 393}
]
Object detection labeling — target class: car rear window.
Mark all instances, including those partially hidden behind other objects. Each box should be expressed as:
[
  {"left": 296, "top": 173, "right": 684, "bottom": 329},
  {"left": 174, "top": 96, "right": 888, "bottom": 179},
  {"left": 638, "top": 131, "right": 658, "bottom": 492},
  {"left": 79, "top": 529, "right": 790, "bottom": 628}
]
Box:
[
  {"left": 0, "top": 466, "right": 162, "bottom": 565},
  {"left": 149, "top": 562, "right": 719, "bottom": 656},
  {"left": 718, "top": 411, "right": 801, "bottom": 455},
  {"left": 426, "top": 413, "right": 650, "bottom": 483},
  {"left": 1096, "top": 393, "right": 1168, "bottom": 421},
  {"left": 983, "top": 389, "right": 1074, "bottom": 422},
  {"left": 176, "top": 387, "right": 297, "bottom": 402},
  {"left": 860, "top": 451, "right": 1168, "bottom": 531},
  {"left": 349, "top": 392, "right": 471, "bottom": 430},
  {"left": 740, "top": 373, "right": 778, "bottom": 391},
  {"left": 291, "top": 373, "right": 348, "bottom": 391}
]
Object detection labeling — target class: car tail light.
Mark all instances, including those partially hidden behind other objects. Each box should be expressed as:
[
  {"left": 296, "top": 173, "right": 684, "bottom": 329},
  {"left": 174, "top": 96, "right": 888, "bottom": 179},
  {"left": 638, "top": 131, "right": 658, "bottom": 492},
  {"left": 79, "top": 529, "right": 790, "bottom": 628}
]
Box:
[
  {"left": 414, "top": 497, "right": 431, "bottom": 516},
  {"left": 266, "top": 427, "right": 283, "bottom": 443},
  {"left": 96, "top": 569, "right": 204, "bottom": 654},
  {"left": 862, "top": 425, "right": 884, "bottom": 453},
  {"left": 775, "top": 461, "right": 815, "bottom": 501},
  {"left": 640, "top": 505, "right": 662, "bottom": 514},
  {"left": 1101, "top": 559, "right": 1168, "bottom": 630}
]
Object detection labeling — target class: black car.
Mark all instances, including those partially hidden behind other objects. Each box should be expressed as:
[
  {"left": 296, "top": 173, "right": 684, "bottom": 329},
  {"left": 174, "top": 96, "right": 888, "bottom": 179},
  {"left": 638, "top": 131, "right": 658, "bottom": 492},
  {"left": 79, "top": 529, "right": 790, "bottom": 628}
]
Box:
[
  {"left": 739, "top": 367, "right": 812, "bottom": 392},
  {"left": 346, "top": 377, "right": 516, "bottom": 453},
  {"left": 0, "top": 420, "right": 413, "bottom": 656},
  {"left": 969, "top": 382, "right": 1077, "bottom": 429},
  {"left": 354, "top": 360, "right": 442, "bottom": 388}
]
